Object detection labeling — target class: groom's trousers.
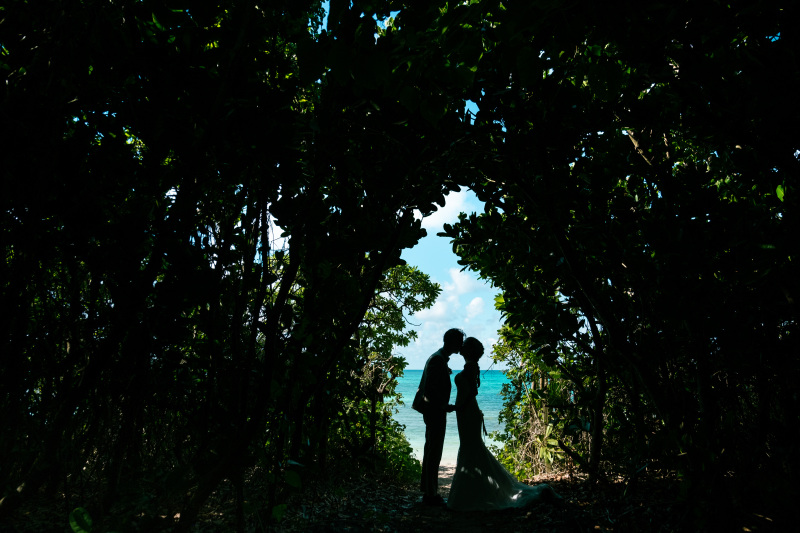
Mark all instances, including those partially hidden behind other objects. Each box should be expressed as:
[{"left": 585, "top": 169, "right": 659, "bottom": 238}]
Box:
[{"left": 421, "top": 411, "right": 446, "bottom": 496}]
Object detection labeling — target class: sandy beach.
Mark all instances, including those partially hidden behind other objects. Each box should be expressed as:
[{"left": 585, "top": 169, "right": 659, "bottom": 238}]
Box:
[{"left": 437, "top": 464, "right": 456, "bottom": 492}]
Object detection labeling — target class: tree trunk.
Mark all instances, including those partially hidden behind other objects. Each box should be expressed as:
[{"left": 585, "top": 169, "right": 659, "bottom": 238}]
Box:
[
  {"left": 370, "top": 395, "right": 377, "bottom": 455},
  {"left": 589, "top": 356, "right": 607, "bottom": 481}
]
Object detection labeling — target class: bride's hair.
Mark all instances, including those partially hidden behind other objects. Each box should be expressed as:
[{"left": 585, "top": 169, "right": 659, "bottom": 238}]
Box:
[
  {"left": 463, "top": 360, "right": 480, "bottom": 388},
  {"left": 462, "top": 337, "right": 484, "bottom": 389},
  {"left": 463, "top": 337, "right": 484, "bottom": 362}
]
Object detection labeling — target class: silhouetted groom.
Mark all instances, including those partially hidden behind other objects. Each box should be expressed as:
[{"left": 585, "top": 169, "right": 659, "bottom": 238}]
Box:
[{"left": 412, "top": 328, "right": 464, "bottom": 506}]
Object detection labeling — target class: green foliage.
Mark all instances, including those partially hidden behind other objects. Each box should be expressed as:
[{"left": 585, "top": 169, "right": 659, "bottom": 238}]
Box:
[
  {"left": 271, "top": 503, "right": 288, "bottom": 522},
  {"left": 1, "top": 0, "right": 457, "bottom": 528},
  {"left": 441, "top": 0, "right": 800, "bottom": 518},
  {"left": 318, "top": 266, "right": 436, "bottom": 484},
  {"left": 69, "top": 508, "right": 93, "bottom": 533},
  {"left": 68, "top": 507, "right": 120, "bottom": 533},
  {"left": 328, "top": 395, "right": 421, "bottom": 483},
  {"left": 382, "top": 427, "right": 423, "bottom": 484},
  {"left": 491, "top": 337, "right": 574, "bottom": 479}
]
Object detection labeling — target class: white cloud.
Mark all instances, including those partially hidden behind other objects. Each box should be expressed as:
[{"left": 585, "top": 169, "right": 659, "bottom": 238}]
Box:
[
  {"left": 444, "top": 268, "right": 487, "bottom": 296},
  {"left": 412, "top": 300, "right": 449, "bottom": 323},
  {"left": 466, "top": 297, "right": 484, "bottom": 319},
  {"left": 417, "top": 189, "right": 469, "bottom": 231},
  {"left": 398, "top": 325, "right": 452, "bottom": 369}
]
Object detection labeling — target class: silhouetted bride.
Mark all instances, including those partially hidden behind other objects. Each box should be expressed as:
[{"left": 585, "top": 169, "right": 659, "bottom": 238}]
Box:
[{"left": 447, "top": 337, "right": 560, "bottom": 511}]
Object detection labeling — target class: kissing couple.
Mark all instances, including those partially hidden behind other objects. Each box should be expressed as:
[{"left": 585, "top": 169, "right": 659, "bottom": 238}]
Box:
[{"left": 412, "top": 328, "right": 560, "bottom": 510}]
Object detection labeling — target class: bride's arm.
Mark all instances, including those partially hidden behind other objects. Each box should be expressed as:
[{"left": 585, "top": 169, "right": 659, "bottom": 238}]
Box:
[
  {"left": 454, "top": 368, "right": 479, "bottom": 410},
  {"left": 454, "top": 372, "right": 469, "bottom": 410}
]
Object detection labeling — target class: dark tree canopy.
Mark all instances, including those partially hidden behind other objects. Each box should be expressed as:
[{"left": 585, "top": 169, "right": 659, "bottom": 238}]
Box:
[
  {"left": 2, "top": 0, "right": 464, "bottom": 529},
  {"left": 441, "top": 0, "right": 799, "bottom": 524},
  {"left": 2, "top": 0, "right": 798, "bottom": 529}
]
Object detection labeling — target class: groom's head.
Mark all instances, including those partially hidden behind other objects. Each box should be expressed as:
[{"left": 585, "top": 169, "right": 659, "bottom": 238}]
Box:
[{"left": 443, "top": 328, "right": 465, "bottom": 355}]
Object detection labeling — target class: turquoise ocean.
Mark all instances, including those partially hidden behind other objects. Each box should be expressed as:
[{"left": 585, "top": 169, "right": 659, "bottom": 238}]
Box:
[{"left": 393, "top": 369, "right": 510, "bottom": 466}]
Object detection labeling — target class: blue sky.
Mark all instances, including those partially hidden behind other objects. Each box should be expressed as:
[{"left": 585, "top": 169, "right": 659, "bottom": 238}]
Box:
[{"left": 400, "top": 190, "right": 505, "bottom": 370}]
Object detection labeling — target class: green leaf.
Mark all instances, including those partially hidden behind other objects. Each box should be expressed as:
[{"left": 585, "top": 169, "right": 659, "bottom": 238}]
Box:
[
  {"left": 270, "top": 379, "right": 281, "bottom": 400},
  {"left": 285, "top": 469, "right": 301, "bottom": 489},
  {"left": 69, "top": 507, "right": 93, "bottom": 533},
  {"left": 515, "top": 47, "right": 539, "bottom": 86},
  {"left": 151, "top": 13, "right": 165, "bottom": 31},
  {"left": 776, "top": 184, "right": 785, "bottom": 202},
  {"left": 272, "top": 503, "right": 288, "bottom": 521},
  {"left": 420, "top": 96, "right": 447, "bottom": 125},
  {"left": 398, "top": 85, "right": 420, "bottom": 112},
  {"left": 587, "top": 44, "right": 602, "bottom": 57}
]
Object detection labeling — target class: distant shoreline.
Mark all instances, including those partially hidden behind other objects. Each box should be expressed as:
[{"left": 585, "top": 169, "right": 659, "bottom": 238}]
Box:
[
  {"left": 403, "top": 368, "right": 507, "bottom": 372},
  {"left": 396, "top": 369, "right": 509, "bottom": 465}
]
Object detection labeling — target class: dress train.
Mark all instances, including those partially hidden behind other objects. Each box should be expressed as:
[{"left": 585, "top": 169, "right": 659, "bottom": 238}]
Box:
[{"left": 447, "top": 370, "right": 558, "bottom": 511}]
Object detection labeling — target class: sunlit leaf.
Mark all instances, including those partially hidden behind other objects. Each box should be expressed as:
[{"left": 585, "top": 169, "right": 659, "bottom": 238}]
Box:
[{"left": 69, "top": 507, "right": 92, "bottom": 533}]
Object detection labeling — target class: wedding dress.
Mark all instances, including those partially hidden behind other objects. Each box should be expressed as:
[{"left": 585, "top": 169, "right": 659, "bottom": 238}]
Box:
[{"left": 447, "top": 366, "right": 557, "bottom": 511}]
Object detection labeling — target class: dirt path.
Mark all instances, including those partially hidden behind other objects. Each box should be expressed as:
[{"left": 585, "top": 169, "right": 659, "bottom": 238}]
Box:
[
  {"left": 436, "top": 464, "right": 456, "bottom": 493},
  {"left": 273, "top": 466, "right": 784, "bottom": 533},
  {"left": 274, "top": 468, "right": 677, "bottom": 533},
  {"left": 7, "top": 465, "right": 783, "bottom": 532}
]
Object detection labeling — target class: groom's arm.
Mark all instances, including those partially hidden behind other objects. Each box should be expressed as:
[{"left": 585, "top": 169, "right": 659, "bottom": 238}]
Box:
[{"left": 423, "top": 356, "right": 450, "bottom": 412}]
